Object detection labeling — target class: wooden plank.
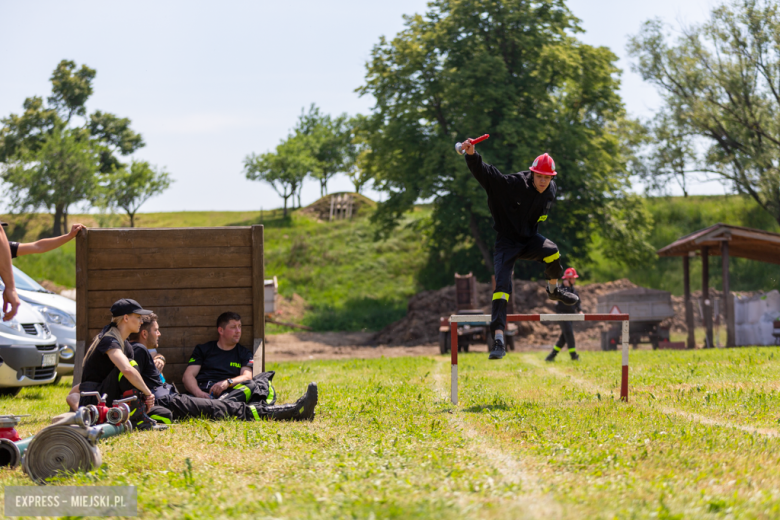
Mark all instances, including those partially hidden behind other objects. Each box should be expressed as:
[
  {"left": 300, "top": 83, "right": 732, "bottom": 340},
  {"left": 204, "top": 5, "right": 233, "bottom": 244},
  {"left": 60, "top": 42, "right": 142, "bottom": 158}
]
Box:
[
  {"left": 683, "top": 255, "right": 695, "bottom": 350},
  {"left": 90, "top": 327, "right": 254, "bottom": 351},
  {"left": 74, "top": 228, "right": 89, "bottom": 385},
  {"left": 88, "top": 268, "right": 251, "bottom": 291},
  {"left": 88, "top": 247, "right": 252, "bottom": 270},
  {"left": 722, "top": 241, "right": 735, "bottom": 348},
  {"left": 153, "top": 347, "right": 191, "bottom": 365},
  {"left": 87, "top": 288, "right": 252, "bottom": 308},
  {"left": 88, "top": 228, "right": 251, "bottom": 249},
  {"left": 251, "top": 225, "right": 265, "bottom": 372},
  {"left": 87, "top": 305, "right": 254, "bottom": 329}
]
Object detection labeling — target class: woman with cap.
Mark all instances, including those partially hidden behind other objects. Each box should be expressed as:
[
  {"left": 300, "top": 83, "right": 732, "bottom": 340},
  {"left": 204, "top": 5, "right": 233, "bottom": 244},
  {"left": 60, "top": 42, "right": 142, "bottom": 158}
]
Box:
[{"left": 71, "top": 299, "right": 159, "bottom": 414}]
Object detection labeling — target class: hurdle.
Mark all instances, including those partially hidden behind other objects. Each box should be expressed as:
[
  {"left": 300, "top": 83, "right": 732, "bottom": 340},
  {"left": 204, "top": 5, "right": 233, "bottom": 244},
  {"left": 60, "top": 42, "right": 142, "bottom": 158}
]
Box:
[{"left": 449, "top": 313, "right": 630, "bottom": 405}]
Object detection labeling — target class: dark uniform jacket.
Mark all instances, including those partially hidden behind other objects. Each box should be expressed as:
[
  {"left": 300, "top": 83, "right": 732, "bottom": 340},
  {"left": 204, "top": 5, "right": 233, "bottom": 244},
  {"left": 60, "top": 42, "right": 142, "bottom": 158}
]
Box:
[
  {"left": 555, "top": 285, "right": 582, "bottom": 314},
  {"left": 465, "top": 153, "right": 556, "bottom": 241}
]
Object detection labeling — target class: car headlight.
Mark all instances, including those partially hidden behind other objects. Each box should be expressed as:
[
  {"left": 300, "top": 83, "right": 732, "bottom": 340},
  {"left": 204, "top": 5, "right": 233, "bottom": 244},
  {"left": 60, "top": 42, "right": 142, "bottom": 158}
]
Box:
[
  {"left": 0, "top": 316, "right": 24, "bottom": 335},
  {"left": 33, "top": 305, "right": 75, "bottom": 328}
]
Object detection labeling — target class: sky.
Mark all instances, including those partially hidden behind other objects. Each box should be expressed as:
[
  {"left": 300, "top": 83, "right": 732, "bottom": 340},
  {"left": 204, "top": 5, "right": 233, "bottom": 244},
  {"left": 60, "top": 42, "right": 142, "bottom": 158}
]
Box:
[{"left": 0, "top": 0, "right": 725, "bottom": 214}]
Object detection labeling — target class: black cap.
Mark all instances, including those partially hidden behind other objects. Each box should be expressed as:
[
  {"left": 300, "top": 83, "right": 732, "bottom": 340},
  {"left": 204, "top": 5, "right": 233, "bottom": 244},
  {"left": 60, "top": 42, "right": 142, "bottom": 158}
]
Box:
[
  {"left": 0, "top": 222, "right": 7, "bottom": 227},
  {"left": 110, "top": 298, "right": 153, "bottom": 317}
]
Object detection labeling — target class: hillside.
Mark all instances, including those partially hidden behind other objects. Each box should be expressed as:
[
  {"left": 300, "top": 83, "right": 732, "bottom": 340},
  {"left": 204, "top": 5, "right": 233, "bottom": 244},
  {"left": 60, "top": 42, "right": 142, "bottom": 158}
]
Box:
[{"left": 3, "top": 193, "right": 779, "bottom": 333}]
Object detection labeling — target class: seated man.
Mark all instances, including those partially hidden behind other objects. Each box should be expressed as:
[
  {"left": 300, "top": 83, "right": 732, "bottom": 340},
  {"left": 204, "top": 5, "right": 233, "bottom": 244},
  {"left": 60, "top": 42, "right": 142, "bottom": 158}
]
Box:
[
  {"left": 66, "top": 298, "right": 172, "bottom": 428},
  {"left": 128, "top": 313, "right": 317, "bottom": 421},
  {"left": 183, "top": 311, "right": 273, "bottom": 403}
]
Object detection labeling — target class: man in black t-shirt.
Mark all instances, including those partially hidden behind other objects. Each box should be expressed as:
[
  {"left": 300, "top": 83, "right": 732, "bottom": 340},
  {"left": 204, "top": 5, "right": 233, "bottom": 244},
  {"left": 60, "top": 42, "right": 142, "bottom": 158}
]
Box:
[
  {"left": 183, "top": 311, "right": 255, "bottom": 399},
  {"left": 128, "top": 313, "right": 317, "bottom": 421}
]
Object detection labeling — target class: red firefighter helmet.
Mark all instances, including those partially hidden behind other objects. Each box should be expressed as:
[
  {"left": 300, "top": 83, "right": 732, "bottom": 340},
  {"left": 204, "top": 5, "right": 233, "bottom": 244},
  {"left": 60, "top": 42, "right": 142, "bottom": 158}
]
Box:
[
  {"left": 529, "top": 153, "right": 557, "bottom": 176},
  {"left": 563, "top": 267, "right": 579, "bottom": 279}
]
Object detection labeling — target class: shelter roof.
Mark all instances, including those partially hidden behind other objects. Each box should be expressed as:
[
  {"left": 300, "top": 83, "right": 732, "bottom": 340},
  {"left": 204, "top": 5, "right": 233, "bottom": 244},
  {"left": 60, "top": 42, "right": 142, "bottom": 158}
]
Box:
[{"left": 657, "top": 223, "right": 780, "bottom": 265}]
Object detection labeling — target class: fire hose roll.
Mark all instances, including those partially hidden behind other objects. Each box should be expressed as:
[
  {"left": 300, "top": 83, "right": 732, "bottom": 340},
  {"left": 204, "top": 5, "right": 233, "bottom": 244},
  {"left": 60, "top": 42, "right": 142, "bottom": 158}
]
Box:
[{"left": 22, "top": 426, "right": 101, "bottom": 484}]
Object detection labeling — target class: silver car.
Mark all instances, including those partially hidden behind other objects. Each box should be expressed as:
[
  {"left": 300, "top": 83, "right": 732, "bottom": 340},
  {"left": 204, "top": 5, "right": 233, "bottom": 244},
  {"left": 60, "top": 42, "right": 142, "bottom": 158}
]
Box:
[
  {"left": 13, "top": 266, "right": 76, "bottom": 381},
  {"left": 0, "top": 300, "right": 59, "bottom": 396}
]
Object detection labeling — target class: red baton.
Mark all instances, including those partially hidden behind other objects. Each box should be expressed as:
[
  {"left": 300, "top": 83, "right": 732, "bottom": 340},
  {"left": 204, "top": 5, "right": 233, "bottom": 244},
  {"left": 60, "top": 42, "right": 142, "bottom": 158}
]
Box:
[{"left": 455, "top": 134, "right": 490, "bottom": 155}]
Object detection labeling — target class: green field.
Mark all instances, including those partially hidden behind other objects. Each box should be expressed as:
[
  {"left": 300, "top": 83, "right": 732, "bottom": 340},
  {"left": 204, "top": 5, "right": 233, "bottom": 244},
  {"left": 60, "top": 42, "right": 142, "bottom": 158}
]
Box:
[{"left": 3, "top": 349, "right": 780, "bottom": 518}]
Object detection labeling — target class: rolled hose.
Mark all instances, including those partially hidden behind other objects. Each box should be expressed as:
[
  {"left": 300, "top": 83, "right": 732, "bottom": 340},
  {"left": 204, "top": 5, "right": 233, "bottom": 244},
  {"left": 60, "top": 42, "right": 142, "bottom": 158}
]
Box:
[
  {"left": 0, "top": 437, "right": 33, "bottom": 469},
  {"left": 22, "top": 426, "right": 102, "bottom": 484}
]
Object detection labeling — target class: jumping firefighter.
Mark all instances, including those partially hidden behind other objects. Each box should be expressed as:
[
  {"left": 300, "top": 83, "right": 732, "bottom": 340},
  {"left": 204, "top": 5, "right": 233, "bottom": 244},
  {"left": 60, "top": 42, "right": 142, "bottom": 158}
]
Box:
[
  {"left": 461, "top": 141, "right": 579, "bottom": 360},
  {"left": 545, "top": 267, "right": 583, "bottom": 362}
]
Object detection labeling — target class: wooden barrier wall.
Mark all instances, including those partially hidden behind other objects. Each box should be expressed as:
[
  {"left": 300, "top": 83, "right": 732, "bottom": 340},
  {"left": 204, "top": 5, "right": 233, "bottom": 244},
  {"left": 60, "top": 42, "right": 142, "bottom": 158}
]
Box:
[{"left": 73, "top": 226, "right": 265, "bottom": 387}]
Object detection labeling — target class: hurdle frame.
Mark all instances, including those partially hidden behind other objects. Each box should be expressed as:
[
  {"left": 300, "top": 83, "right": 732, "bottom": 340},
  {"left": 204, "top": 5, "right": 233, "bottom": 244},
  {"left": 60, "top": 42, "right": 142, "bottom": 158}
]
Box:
[{"left": 449, "top": 313, "right": 630, "bottom": 405}]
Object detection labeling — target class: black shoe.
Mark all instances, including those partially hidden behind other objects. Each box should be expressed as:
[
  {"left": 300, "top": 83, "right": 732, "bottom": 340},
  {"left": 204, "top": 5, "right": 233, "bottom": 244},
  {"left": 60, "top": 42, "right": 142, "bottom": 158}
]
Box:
[
  {"left": 570, "top": 352, "right": 580, "bottom": 361},
  {"left": 266, "top": 383, "right": 318, "bottom": 421},
  {"left": 489, "top": 338, "right": 506, "bottom": 360},
  {"left": 545, "top": 350, "right": 558, "bottom": 362},
  {"left": 547, "top": 286, "right": 580, "bottom": 306}
]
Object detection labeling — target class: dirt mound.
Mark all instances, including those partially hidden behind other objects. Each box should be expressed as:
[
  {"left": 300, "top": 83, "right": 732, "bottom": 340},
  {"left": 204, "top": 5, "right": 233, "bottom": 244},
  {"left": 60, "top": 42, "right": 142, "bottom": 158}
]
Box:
[
  {"left": 372, "top": 279, "right": 638, "bottom": 347},
  {"left": 299, "top": 192, "right": 376, "bottom": 222}
]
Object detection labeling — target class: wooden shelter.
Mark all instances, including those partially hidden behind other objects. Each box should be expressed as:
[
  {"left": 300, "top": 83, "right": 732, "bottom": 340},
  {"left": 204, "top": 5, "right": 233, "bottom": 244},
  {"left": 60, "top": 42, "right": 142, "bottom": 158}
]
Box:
[
  {"left": 657, "top": 223, "right": 780, "bottom": 348},
  {"left": 73, "top": 226, "right": 265, "bottom": 386}
]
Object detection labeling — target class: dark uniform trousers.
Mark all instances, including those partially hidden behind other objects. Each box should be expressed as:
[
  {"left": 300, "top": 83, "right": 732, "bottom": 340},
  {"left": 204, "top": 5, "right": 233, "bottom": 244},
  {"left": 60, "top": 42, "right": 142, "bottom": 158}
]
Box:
[
  {"left": 554, "top": 321, "right": 576, "bottom": 353},
  {"left": 79, "top": 366, "right": 173, "bottom": 426},
  {"left": 491, "top": 234, "right": 564, "bottom": 333},
  {"left": 217, "top": 372, "right": 277, "bottom": 405}
]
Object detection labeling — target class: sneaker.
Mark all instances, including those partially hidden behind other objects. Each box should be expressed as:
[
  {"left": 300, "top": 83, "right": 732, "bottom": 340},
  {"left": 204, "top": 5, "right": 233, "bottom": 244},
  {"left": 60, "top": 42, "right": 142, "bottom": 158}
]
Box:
[
  {"left": 547, "top": 286, "right": 580, "bottom": 306},
  {"left": 545, "top": 351, "right": 558, "bottom": 362},
  {"left": 489, "top": 338, "right": 506, "bottom": 360},
  {"left": 570, "top": 352, "right": 580, "bottom": 361}
]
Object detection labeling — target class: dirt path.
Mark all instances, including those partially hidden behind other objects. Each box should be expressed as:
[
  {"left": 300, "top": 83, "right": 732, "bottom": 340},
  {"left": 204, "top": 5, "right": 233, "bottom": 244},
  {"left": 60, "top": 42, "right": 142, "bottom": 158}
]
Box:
[
  {"left": 524, "top": 355, "right": 780, "bottom": 438},
  {"left": 265, "top": 332, "right": 439, "bottom": 362},
  {"left": 431, "top": 358, "right": 563, "bottom": 518}
]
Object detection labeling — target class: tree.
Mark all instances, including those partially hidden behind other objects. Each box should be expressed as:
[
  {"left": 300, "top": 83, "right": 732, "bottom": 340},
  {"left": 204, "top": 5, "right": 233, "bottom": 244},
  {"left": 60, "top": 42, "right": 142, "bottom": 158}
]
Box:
[
  {"left": 244, "top": 135, "right": 312, "bottom": 217},
  {"left": 0, "top": 60, "right": 144, "bottom": 235},
  {"left": 101, "top": 160, "right": 173, "bottom": 227},
  {"left": 294, "top": 105, "right": 350, "bottom": 196},
  {"left": 629, "top": 0, "right": 780, "bottom": 224},
  {"left": 2, "top": 125, "right": 98, "bottom": 234},
  {"left": 358, "top": 0, "right": 653, "bottom": 282},
  {"left": 344, "top": 115, "right": 375, "bottom": 194}
]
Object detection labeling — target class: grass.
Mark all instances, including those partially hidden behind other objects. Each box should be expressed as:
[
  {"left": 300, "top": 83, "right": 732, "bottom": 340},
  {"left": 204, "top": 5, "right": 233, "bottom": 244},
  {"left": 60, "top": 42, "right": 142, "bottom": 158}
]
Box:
[{"left": 4, "top": 349, "right": 780, "bottom": 518}]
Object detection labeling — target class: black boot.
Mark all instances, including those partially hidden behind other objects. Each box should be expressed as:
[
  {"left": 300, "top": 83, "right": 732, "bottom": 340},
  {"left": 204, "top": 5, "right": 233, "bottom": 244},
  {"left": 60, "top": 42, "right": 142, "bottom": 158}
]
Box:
[
  {"left": 570, "top": 351, "right": 580, "bottom": 361},
  {"left": 546, "top": 286, "right": 579, "bottom": 306},
  {"left": 545, "top": 349, "right": 558, "bottom": 362},
  {"left": 489, "top": 337, "right": 506, "bottom": 360},
  {"left": 264, "top": 383, "right": 318, "bottom": 421}
]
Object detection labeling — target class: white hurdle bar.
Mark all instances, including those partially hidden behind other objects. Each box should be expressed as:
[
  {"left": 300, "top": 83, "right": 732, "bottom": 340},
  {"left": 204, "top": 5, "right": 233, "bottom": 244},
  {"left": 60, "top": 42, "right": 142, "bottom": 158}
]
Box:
[{"left": 449, "top": 313, "right": 631, "bottom": 405}]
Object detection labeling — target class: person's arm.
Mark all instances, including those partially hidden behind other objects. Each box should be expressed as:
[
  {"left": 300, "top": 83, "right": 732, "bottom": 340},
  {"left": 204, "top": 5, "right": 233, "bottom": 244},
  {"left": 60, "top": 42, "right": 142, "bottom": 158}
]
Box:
[
  {"left": 209, "top": 367, "right": 253, "bottom": 397},
  {"left": 462, "top": 146, "right": 504, "bottom": 190},
  {"left": 0, "top": 227, "right": 20, "bottom": 321},
  {"left": 107, "top": 348, "right": 155, "bottom": 409},
  {"left": 183, "top": 365, "right": 211, "bottom": 398},
  {"left": 16, "top": 223, "right": 85, "bottom": 256}
]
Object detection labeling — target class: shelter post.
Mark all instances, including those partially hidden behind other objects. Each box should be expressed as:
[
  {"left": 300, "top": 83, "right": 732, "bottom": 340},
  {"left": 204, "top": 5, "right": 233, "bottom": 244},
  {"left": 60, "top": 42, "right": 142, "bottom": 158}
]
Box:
[
  {"left": 683, "top": 255, "right": 695, "bottom": 349},
  {"left": 702, "top": 246, "right": 713, "bottom": 348},
  {"left": 721, "top": 240, "right": 734, "bottom": 347}
]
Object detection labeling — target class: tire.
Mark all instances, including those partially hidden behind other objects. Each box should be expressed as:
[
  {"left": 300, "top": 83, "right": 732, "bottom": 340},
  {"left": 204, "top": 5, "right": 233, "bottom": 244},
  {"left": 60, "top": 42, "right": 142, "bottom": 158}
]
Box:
[
  {"left": 53, "top": 374, "right": 62, "bottom": 386},
  {"left": 0, "top": 387, "right": 21, "bottom": 398},
  {"left": 462, "top": 342, "right": 470, "bottom": 353},
  {"left": 507, "top": 335, "right": 515, "bottom": 351},
  {"left": 439, "top": 331, "right": 450, "bottom": 354},
  {"left": 487, "top": 330, "right": 495, "bottom": 351}
]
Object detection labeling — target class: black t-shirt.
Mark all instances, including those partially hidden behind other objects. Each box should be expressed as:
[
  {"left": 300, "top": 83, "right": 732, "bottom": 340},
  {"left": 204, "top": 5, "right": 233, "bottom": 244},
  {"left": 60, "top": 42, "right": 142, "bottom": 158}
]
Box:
[
  {"left": 188, "top": 341, "right": 253, "bottom": 390},
  {"left": 9, "top": 241, "right": 18, "bottom": 259},
  {"left": 130, "top": 342, "right": 164, "bottom": 392},
  {"left": 81, "top": 327, "right": 135, "bottom": 384}
]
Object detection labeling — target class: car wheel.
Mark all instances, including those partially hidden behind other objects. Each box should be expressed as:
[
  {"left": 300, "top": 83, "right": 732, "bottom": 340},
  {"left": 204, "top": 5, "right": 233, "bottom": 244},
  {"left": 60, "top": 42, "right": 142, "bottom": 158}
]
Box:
[
  {"left": 52, "top": 374, "right": 62, "bottom": 385},
  {"left": 439, "top": 331, "right": 450, "bottom": 354},
  {"left": 0, "top": 387, "right": 21, "bottom": 398}
]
